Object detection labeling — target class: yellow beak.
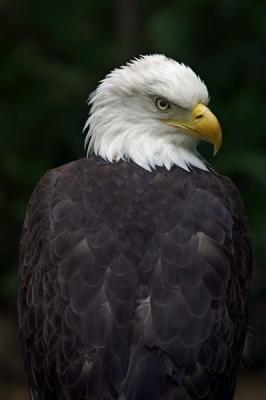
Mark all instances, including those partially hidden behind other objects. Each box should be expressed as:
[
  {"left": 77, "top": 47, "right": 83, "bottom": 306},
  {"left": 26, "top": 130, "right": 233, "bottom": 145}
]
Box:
[{"left": 163, "top": 103, "right": 222, "bottom": 155}]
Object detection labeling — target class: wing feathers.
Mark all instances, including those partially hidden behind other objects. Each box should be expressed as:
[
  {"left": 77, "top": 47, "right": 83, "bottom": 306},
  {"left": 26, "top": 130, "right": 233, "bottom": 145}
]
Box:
[{"left": 18, "top": 157, "right": 252, "bottom": 400}]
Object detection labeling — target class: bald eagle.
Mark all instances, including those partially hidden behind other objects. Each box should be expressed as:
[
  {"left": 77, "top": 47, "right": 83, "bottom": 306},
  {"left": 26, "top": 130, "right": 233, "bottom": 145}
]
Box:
[{"left": 18, "top": 55, "right": 252, "bottom": 400}]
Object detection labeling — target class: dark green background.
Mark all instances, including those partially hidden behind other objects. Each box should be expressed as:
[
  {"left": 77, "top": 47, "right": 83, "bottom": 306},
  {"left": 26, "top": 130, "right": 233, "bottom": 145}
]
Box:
[{"left": 1, "top": 0, "right": 266, "bottom": 396}]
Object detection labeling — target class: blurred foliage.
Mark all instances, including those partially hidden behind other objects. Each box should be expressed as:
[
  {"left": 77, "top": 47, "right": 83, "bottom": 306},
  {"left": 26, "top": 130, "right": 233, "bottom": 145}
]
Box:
[{"left": 1, "top": 0, "right": 266, "bottom": 365}]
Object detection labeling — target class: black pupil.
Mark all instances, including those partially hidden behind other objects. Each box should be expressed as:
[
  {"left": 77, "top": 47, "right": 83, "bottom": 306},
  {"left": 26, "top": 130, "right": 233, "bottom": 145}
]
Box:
[{"left": 160, "top": 100, "right": 166, "bottom": 108}]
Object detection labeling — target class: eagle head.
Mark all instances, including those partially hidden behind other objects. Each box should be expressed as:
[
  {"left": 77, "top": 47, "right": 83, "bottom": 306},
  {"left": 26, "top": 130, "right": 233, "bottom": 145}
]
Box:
[{"left": 84, "top": 54, "right": 222, "bottom": 171}]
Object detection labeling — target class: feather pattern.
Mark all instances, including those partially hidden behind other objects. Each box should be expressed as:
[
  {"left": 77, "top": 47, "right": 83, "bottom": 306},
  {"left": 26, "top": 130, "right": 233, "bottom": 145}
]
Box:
[{"left": 18, "top": 156, "right": 252, "bottom": 400}]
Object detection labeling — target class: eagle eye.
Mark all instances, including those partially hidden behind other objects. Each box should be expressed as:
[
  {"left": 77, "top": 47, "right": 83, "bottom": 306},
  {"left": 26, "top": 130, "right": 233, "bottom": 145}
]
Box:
[{"left": 155, "top": 97, "right": 170, "bottom": 111}]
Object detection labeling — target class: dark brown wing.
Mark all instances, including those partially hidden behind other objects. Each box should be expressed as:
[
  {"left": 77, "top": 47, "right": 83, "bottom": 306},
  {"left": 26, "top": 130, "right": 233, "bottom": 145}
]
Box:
[
  {"left": 18, "top": 157, "right": 157, "bottom": 400},
  {"left": 123, "top": 167, "right": 251, "bottom": 400},
  {"left": 139, "top": 168, "right": 252, "bottom": 400},
  {"left": 18, "top": 157, "right": 252, "bottom": 400}
]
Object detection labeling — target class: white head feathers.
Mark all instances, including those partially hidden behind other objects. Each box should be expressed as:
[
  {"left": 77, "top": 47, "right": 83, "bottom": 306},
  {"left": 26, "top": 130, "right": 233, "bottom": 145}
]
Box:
[{"left": 84, "top": 54, "right": 209, "bottom": 171}]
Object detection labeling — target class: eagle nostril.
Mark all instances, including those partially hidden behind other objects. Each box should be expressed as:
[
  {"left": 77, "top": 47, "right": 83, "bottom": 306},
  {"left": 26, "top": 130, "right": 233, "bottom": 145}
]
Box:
[{"left": 195, "top": 114, "right": 203, "bottom": 119}]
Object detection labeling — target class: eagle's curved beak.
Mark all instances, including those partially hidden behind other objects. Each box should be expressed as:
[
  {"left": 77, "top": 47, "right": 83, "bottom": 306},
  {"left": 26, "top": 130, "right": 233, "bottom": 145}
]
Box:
[{"left": 163, "top": 103, "right": 222, "bottom": 155}]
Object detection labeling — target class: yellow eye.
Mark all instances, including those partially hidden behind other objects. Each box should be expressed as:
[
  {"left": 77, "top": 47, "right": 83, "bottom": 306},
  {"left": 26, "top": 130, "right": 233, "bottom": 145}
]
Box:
[{"left": 156, "top": 97, "right": 170, "bottom": 111}]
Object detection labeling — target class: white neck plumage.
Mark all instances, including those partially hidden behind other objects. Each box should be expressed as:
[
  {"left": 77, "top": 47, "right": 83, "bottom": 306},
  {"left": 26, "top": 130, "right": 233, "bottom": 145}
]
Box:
[{"left": 85, "top": 115, "right": 208, "bottom": 172}]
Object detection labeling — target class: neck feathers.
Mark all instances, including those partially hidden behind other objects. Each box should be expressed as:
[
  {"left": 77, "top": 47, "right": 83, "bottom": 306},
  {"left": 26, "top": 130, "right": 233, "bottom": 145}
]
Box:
[{"left": 85, "top": 120, "right": 208, "bottom": 172}]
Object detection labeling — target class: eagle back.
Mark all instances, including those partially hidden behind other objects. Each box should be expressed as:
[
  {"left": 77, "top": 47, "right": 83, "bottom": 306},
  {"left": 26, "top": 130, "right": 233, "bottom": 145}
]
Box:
[{"left": 18, "top": 156, "right": 252, "bottom": 400}]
